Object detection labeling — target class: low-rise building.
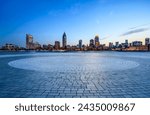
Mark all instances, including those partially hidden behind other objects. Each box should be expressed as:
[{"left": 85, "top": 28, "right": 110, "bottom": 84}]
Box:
[
  {"left": 54, "top": 41, "right": 60, "bottom": 50},
  {"left": 132, "top": 41, "right": 142, "bottom": 46}
]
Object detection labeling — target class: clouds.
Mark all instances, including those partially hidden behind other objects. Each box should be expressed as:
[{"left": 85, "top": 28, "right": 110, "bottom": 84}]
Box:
[
  {"left": 121, "top": 28, "right": 149, "bottom": 36},
  {"left": 121, "top": 23, "right": 150, "bottom": 36},
  {"left": 129, "top": 23, "right": 150, "bottom": 30}
]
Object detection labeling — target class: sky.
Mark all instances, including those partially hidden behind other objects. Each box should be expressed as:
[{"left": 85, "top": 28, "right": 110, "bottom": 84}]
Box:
[{"left": 0, "top": 0, "right": 150, "bottom": 47}]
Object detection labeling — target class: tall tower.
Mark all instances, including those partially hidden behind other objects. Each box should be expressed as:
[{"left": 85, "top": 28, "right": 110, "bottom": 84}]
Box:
[
  {"left": 89, "top": 39, "right": 94, "bottom": 47},
  {"left": 145, "top": 38, "right": 150, "bottom": 46},
  {"left": 109, "top": 42, "right": 113, "bottom": 48},
  {"left": 62, "top": 32, "right": 67, "bottom": 49},
  {"left": 115, "top": 42, "right": 119, "bottom": 47},
  {"left": 94, "top": 35, "right": 100, "bottom": 47},
  {"left": 79, "top": 40, "right": 82, "bottom": 49},
  {"left": 125, "top": 39, "right": 128, "bottom": 47},
  {"left": 26, "top": 34, "right": 33, "bottom": 49}
]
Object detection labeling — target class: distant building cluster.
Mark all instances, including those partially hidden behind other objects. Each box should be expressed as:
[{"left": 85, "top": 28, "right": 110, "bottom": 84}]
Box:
[
  {"left": 1, "top": 44, "right": 19, "bottom": 51},
  {"left": 26, "top": 34, "right": 41, "bottom": 50},
  {"left": 25, "top": 33, "right": 109, "bottom": 51},
  {"left": 108, "top": 38, "right": 150, "bottom": 51},
  {"left": 1, "top": 32, "right": 150, "bottom": 51},
  {"left": 0, "top": 43, "right": 25, "bottom": 51}
]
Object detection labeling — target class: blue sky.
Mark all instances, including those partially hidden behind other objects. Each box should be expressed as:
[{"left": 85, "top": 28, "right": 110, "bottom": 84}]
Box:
[{"left": 0, "top": 0, "right": 150, "bottom": 47}]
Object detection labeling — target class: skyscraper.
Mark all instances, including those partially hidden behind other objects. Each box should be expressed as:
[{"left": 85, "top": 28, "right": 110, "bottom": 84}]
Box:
[
  {"left": 79, "top": 40, "right": 82, "bottom": 49},
  {"left": 89, "top": 39, "right": 94, "bottom": 47},
  {"left": 125, "top": 39, "right": 128, "bottom": 47},
  {"left": 26, "top": 34, "right": 33, "bottom": 49},
  {"left": 94, "top": 35, "right": 100, "bottom": 47},
  {"left": 109, "top": 42, "right": 113, "bottom": 48},
  {"left": 145, "top": 38, "right": 150, "bottom": 46},
  {"left": 115, "top": 42, "right": 119, "bottom": 47},
  {"left": 62, "top": 32, "right": 67, "bottom": 48}
]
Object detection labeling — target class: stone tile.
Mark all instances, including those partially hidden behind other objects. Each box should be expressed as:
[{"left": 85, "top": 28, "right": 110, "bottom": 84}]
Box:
[{"left": 0, "top": 52, "right": 150, "bottom": 98}]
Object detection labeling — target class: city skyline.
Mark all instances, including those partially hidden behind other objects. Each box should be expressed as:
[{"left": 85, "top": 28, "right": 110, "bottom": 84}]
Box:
[
  {"left": 3, "top": 32, "right": 148, "bottom": 51},
  {"left": 0, "top": 0, "right": 150, "bottom": 47},
  {"left": 1, "top": 32, "right": 150, "bottom": 48}
]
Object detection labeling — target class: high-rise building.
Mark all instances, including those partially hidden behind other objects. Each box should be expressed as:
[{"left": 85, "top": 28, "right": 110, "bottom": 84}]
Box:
[
  {"left": 62, "top": 32, "right": 67, "bottom": 48},
  {"left": 79, "top": 40, "right": 82, "bottom": 49},
  {"left": 89, "top": 39, "right": 94, "bottom": 47},
  {"left": 115, "top": 42, "right": 119, "bottom": 47},
  {"left": 109, "top": 42, "right": 113, "bottom": 48},
  {"left": 54, "top": 41, "right": 60, "bottom": 49},
  {"left": 26, "top": 34, "right": 33, "bottom": 49},
  {"left": 94, "top": 35, "right": 100, "bottom": 47},
  {"left": 125, "top": 40, "right": 128, "bottom": 47},
  {"left": 145, "top": 38, "right": 150, "bottom": 46}
]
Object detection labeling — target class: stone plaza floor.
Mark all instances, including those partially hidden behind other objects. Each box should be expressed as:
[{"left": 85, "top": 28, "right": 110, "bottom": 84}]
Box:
[{"left": 0, "top": 51, "right": 150, "bottom": 98}]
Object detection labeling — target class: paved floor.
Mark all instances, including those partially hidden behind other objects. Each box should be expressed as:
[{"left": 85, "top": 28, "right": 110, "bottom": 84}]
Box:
[{"left": 0, "top": 52, "right": 150, "bottom": 98}]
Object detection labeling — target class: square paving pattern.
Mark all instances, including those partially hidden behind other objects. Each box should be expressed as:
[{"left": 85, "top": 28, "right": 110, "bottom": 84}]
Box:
[{"left": 0, "top": 52, "right": 150, "bottom": 98}]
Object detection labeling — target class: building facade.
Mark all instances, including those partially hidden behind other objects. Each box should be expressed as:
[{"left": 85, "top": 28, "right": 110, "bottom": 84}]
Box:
[
  {"left": 115, "top": 42, "right": 119, "bottom": 48},
  {"left": 125, "top": 40, "right": 128, "bottom": 47},
  {"left": 2, "top": 43, "right": 19, "bottom": 50},
  {"left": 94, "top": 35, "right": 100, "bottom": 47},
  {"left": 89, "top": 39, "right": 94, "bottom": 47},
  {"left": 132, "top": 41, "right": 142, "bottom": 46},
  {"left": 54, "top": 41, "right": 60, "bottom": 49},
  {"left": 109, "top": 42, "right": 113, "bottom": 48},
  {"left": 62, "top": 32, "right": 67, "bottom": 49},
  {"left": 145, "top": 38, "right": 150, "bottom": 46},
  {"left": 79, "top": 40, "right": 82, "bottom": 49},
  {"left": 26, "top": 34, "right": 34, "bottom": 49}
]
